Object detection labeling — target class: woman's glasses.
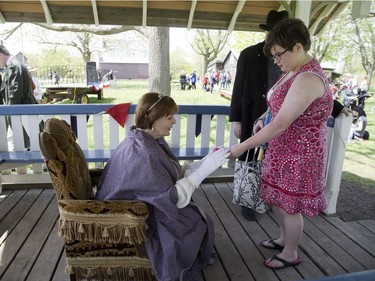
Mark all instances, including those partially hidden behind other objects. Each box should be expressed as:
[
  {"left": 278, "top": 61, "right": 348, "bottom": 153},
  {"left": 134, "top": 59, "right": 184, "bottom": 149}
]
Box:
[
  {"left": 271, "top": 46, "right": 294, "bottom": 61},
  {"left": 147, "top": 93, "right": 164, "bottom": 112}
]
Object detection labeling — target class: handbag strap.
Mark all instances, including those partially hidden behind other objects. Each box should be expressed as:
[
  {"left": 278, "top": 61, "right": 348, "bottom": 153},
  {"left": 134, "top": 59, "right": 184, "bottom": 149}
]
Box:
[{"left": 244, "top": 146, "right": 259, "bottom": 163}]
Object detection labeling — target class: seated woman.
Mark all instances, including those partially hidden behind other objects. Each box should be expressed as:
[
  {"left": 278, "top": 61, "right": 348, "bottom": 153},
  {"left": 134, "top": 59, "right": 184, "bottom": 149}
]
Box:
[
  {"left": 96, "top": 92, "right": 229, "bottom": 281},
  {"left": 348, "top": 106, "right": 368, "bottom": 142}
]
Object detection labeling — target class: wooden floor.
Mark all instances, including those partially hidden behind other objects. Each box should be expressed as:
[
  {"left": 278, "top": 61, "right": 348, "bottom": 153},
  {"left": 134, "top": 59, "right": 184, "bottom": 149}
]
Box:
[{"left": 1, "top": 182, "right": 375, "bottom": 281}]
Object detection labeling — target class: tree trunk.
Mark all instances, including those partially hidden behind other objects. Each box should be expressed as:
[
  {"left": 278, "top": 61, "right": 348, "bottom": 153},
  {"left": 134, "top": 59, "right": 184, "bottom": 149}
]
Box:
[{"left": 148, "top": 27, "right": 171, "bottom": 95}]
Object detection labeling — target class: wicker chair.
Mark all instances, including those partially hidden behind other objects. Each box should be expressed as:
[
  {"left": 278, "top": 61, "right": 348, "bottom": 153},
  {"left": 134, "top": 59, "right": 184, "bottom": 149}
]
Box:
[{"left": 39, "top": 118, "right": 155, "bottom": 281}]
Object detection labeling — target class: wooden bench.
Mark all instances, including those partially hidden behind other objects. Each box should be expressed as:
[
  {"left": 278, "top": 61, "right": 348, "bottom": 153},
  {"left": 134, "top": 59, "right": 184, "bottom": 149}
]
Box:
[
  {"left": 219, "top": 90, "right": 232, "bottom": 100},
  {"left": 0, "top": 104, "right": 352, "bottom": 215}
]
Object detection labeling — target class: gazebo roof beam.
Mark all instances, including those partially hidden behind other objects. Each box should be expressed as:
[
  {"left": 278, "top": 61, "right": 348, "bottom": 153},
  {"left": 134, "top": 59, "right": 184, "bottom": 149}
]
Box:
[
  {"left": 40, "top": 0, "right": 53, "bottom": 25},
  {"left": 91, "top": 0, "right": 100, "bottom": 26},
  {"left": 227, "top": 0, "right": 245, "bottom": 33},
  {"left": 187, "top": 0, "right": 197, "bottom": 30}
]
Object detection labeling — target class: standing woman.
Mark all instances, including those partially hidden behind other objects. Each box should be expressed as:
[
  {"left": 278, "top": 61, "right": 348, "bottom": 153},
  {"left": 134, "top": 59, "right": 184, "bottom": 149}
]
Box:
[{"left": 229, "top": 19, "right": 333, "bottom": 269}]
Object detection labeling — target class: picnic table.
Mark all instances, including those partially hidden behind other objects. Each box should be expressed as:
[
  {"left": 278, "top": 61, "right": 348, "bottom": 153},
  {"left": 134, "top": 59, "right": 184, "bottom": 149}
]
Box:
[{"left": 45, "top": 85, "right": 103, "bottom": 104}]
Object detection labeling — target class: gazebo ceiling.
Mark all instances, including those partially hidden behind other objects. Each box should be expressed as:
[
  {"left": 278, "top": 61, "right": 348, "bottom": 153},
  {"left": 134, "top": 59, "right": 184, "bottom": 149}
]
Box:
[{"left": 0, "top": 1, "right": 353, "bottom": 35}]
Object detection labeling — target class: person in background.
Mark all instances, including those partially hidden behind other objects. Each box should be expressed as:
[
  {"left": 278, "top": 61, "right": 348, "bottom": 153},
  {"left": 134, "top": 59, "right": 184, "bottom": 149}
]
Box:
[
  {"left": 214, "top": 70, "right": 220, "bottom": 85},
  {"left": 219, "top": 69, "right": 227, "bottom": 90},
  {"left": 348, "top": 106, "right": 367, "bottom": 142},
  {"left": 96, "top": 92, "right": 229, "bottom": 281},
  {"left": 229, "top": 10, "right": 289, "bottom": 221},
  {"left": 202, "top": 72, "right": 209, "bottom": 91},
  {"left": 28, "top": 66, "right": 43, "bottom": 103},
  {"left": 230, "top": 19, "right": 333, "bottom": 269},
  {"left": 179, "top": 70, "right": 187, "bottom": 90},
  {"left": 190, "top": 70, "right": 197, "bottom": 90},
  {"left": 226, "top": 71, "right": 232, "bottom": 89},
  {"left": 52, "top": 71, "right": 60, "bottom": 86},
  {"left": 209, "top": 71, "right": 215, "bottom": 94},
  {"left": 0, "top": 45, "right": 37, "bottom": 149}
]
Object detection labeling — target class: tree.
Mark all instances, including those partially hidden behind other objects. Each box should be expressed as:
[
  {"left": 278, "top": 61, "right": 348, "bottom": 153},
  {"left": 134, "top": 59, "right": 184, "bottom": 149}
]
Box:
[
  {"left": 33, "top": 24, "right": 143, "bottom": 63},
  {"left": 228, "top": 31, "right": 265, "bottom": 54},
  {"left": 144, "top": 27, "right": 170, "bottom": 95},
  {"left": 1, "top": 23, "right": 171, "bottom": 95},
  {"left": 311, "top": 15, "right": 351, "bottom": 63},
  {"left": 352, "top": 17, "right": 375, "bottom": 86},
  {"left": 190, "top": 29, "right": 230, "bottom": 76},
  {"left": 309, "top": 2, "right": 374, "bottom": 87}
]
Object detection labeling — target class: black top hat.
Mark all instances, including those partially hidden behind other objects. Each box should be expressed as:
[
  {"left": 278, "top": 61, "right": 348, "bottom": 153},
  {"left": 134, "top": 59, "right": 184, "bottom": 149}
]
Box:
[{"left": 259, "top": 10, "right": 289, "bottom": 31}]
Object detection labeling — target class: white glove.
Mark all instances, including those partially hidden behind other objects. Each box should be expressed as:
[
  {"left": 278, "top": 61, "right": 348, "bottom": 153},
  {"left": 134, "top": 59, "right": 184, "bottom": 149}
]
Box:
[
  {"left": 183, "top": 160, "right": 204, "bottom": 177},
  {"left": 183, "top": 146, "right": 224, "bottom": 176},
  {"left": 187, "top": 147, "right": 229, "bottom": 187}
]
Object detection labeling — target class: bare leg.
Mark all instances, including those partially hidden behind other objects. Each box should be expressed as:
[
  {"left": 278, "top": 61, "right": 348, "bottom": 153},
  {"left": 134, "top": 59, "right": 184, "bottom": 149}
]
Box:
[
  {"left": 265, "top": 208, "right": 303, "bottom": 267},
  {"left": 261, "top": 205, "right": 286, "bottom": 247}
]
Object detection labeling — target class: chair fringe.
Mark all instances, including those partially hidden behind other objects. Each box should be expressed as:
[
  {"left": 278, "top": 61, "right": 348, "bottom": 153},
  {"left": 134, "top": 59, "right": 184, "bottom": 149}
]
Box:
[
  {"left": 66, "top": 264, "right": 155, "bottom": 281},
  {"left": 58, "top": 219, "right": 148, "bottom": 244}
]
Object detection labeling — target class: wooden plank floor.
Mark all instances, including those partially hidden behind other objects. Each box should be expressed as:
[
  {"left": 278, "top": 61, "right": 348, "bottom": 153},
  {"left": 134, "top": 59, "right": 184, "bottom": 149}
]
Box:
[{"left": 0, "top": 182, "right": 374, "bottom": 281}]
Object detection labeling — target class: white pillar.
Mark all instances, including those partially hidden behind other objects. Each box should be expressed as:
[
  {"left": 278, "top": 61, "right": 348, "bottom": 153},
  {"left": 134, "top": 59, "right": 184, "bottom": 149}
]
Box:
[
  {"left": 352, "top": 0, "right": 371, "bottom": 18},
  {"left": 295, "top": 0, "right": 311, "bottom": 26},
  {"left": 324, "top": 114, "right": 352, "bottom": 215}
]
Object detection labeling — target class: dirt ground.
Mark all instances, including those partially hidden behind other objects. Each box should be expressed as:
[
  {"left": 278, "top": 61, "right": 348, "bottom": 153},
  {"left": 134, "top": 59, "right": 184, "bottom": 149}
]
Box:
[{"left": 335, "top": 178, "right": 375, "bottom": 221}]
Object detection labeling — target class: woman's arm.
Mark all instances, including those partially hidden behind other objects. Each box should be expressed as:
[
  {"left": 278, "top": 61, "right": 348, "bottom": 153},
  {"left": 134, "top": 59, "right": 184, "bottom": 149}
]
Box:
[
  {"left": 230, "top": 72, "right": 325, "bottom": 158},
  {"left": 354, "top": 118, "right": 364, "bottom": 132}
]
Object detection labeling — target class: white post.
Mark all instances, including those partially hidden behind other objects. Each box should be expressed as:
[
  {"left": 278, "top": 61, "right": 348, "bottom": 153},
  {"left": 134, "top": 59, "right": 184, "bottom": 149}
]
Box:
[
  {"left": 295, "top": 0, "right": 311, "bottom": 26},
  {"left": 324, "top": 114, "right": 352, "bottom": 215}
]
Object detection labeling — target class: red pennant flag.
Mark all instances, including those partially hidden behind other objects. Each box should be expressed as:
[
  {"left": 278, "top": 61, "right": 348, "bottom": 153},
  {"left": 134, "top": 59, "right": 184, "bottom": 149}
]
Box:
[{"left": 105, "top": 103, "right": 131, "bottom": 128}]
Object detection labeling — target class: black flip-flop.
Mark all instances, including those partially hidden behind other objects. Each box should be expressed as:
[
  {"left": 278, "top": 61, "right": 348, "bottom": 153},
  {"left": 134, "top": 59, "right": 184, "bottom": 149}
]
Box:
[
  {"left": 260, "top": 238, "right": 284, "bottom": 250},
  {"left": 264, "top": 255, "right": 300, "bottom": 270}
]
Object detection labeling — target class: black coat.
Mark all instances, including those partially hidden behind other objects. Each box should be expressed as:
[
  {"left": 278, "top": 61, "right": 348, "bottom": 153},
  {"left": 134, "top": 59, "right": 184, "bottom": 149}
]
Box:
[
  {"left": 0, "top": 57, "right": 36, "bottom": 105},
  {"left": 230, "top": 41, "right": 272, "bottom": 160}
]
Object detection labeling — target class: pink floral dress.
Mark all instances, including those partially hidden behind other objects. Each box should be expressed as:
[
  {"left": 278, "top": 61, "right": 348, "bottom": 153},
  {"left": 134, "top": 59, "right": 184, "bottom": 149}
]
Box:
[{"left": 260, "top": 59, "right": 333, "bottom": 217}]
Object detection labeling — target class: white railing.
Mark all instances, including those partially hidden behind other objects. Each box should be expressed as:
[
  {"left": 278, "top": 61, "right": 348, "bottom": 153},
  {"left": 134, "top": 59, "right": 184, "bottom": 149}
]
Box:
[{"left": 0, "top": 104, "right": 351, "bottom": 215}]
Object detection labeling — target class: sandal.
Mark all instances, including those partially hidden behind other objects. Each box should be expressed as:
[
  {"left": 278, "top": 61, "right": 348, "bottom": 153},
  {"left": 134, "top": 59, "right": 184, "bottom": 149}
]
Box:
[
  {"left": 264, "top": 255, "right": 300, "bottom": 270},
  {"left": 260, "top": 238, "right": 284, "bottom": 250}
]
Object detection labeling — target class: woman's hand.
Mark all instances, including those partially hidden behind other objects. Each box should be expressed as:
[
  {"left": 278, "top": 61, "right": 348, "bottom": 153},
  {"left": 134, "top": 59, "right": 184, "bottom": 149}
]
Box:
[
  {"left": 229, "top": 143, "right": 246, "bottom": 159},
  {"left": 233, "top": 122, "right": 241, "bottom": 139},
  {"left": 253, "top": 118, "right": 264, "bottom": 134}
]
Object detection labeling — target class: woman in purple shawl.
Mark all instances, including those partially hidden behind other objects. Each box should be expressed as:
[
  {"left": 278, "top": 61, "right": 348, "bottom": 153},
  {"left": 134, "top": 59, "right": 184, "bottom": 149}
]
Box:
[{"left": 96, "top": 92, "right": 229, "bottom": 281}]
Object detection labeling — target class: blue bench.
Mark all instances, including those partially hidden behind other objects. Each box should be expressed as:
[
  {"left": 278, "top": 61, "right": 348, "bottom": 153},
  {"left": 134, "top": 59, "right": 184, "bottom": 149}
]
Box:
[{"left": 0, "top": 147, "right": 211, "bottom": 167}]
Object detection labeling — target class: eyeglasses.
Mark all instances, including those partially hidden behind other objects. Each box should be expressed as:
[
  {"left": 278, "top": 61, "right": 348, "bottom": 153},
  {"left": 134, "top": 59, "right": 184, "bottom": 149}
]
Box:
[
  {"left": 147, "top": 93, "right": 164, "bottom": 112},
  {"left": 271, "top": 48, "right": 290, "bottom": 61}
]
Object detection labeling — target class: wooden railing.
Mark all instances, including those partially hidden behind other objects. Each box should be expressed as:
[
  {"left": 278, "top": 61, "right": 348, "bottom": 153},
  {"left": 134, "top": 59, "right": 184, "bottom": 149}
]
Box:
[{"left": 0, "top": 104, "right": 352, "bottom": 215}]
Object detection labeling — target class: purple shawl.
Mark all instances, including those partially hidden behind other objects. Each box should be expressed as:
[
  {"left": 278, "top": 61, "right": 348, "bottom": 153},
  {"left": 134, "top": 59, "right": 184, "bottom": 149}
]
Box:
[{"left": 96, "top": 126, "right": 215, "bottom": 281}]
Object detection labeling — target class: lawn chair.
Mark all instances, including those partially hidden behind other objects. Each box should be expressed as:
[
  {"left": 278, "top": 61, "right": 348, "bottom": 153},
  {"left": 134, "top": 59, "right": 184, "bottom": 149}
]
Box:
[{"left": 39, "top": 118, "right": 155, "bottom": 281}]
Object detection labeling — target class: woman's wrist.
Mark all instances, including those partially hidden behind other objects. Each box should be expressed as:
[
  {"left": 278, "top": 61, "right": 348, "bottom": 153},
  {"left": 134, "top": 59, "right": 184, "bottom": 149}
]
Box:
[{"left": 255, "top": 117, "right": 265, "bottom": 124}]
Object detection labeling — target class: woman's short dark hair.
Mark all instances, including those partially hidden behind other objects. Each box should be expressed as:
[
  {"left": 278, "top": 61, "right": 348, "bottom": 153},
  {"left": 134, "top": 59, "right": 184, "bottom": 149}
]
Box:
[
  {"left": 135, "top": 92, "right": 178, "bottom": 129},
  {"left": 264, "top": 18, "right": 311, "bottom": 57},
  {"left": 353, "top": 106, "right": 366, "bottom": 117}
]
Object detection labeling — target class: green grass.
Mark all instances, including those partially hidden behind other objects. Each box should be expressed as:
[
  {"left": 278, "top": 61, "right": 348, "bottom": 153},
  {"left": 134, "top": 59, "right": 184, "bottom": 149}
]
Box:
[
  {"left": 59, "top": 79, "right": 375, "bottom": 189},
  {"left": 59, "top": 79, "right": 231, "bottom": 106},
  {"left": 342, "top": 94, "right": 375, "bottom": 188}
]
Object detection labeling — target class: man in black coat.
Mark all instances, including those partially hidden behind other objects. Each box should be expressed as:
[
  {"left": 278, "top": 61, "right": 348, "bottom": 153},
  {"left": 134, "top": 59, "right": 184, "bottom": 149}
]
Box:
[
  {"left": 229, "top": 10, "right": 289, "bottom": 221},
  {"left": 0, "top": 45, "right": 37, "bottom": 148}
]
